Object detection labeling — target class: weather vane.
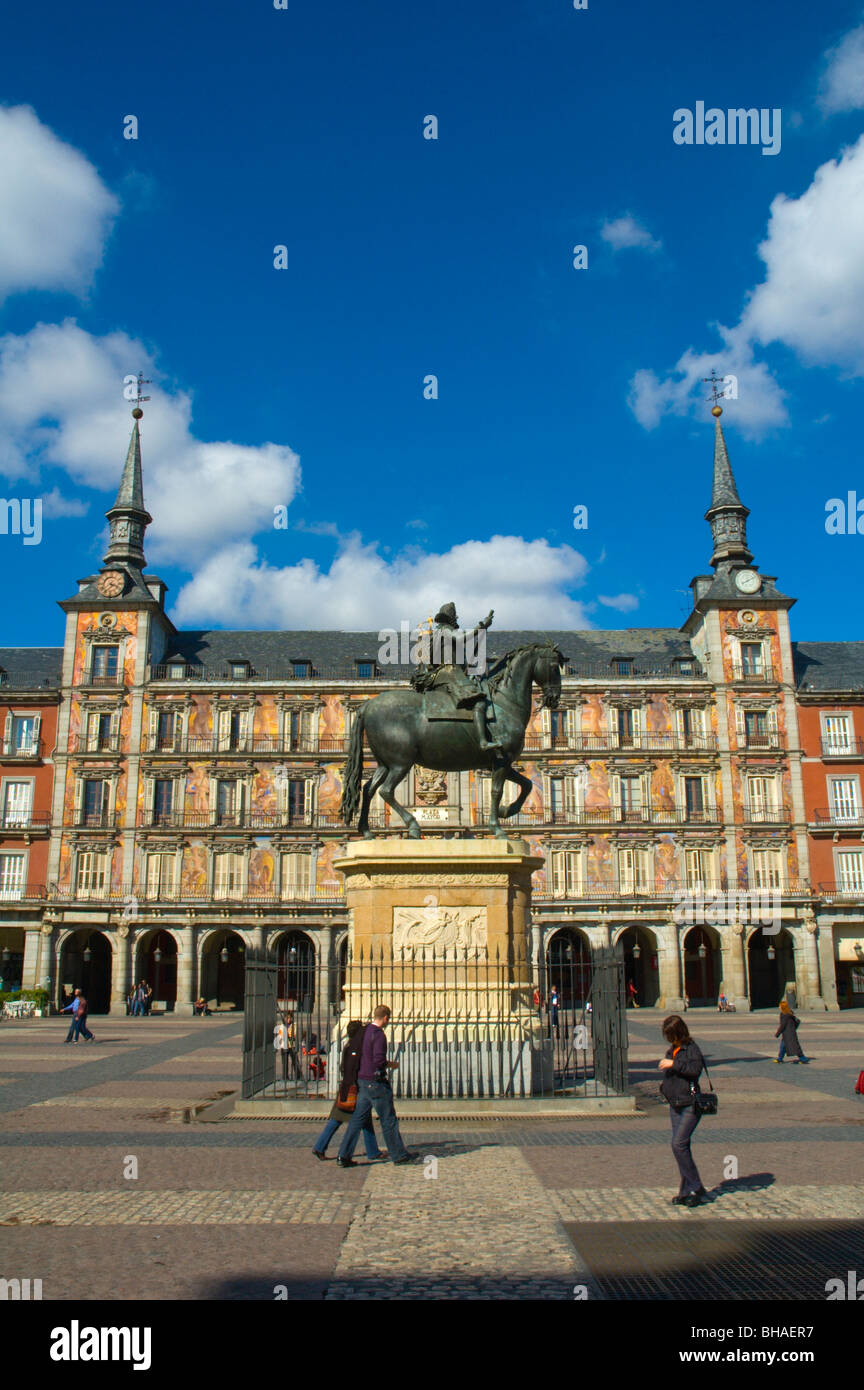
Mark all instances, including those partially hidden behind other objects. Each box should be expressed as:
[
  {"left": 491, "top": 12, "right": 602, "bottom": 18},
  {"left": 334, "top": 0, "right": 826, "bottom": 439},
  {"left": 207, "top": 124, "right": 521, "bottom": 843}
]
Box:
[
  {"left": 708, "top": 366, "right": 727, "bottom": 414},
  {"left": 124, "top": 372, "right": 151, "bottom": 418}
]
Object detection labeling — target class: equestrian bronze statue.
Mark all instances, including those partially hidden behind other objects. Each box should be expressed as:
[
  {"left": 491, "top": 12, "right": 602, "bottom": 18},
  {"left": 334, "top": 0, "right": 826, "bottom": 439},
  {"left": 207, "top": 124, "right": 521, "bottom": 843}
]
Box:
[{"left": 340, "top": 604, "right": 564, "bottom": 839}]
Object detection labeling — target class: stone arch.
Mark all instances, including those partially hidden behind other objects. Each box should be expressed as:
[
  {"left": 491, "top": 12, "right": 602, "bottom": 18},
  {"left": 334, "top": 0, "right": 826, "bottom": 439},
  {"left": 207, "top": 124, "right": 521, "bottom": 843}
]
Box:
[
  {"left": 613, "top": 923, "right": 661, "bottom": 1007},
  {"left": 198, "top": 928, "right": 248, "bottom": 1011},
  {"left": 133, "top": 929, "right": 180, "bottom": 1012},
  {"left": 682, "top": 924, "right": 721, "bottom": 1007},
  {"left": 544, "top": 926, "right": 593, "bottom": 1006},
  {"left": 272, "top": 929, "right": 316, "bottom": 1010},
  {"left": 0, "top": 927, "right": 26, "bottom": 990},
  {"left": 747, "top": 925, "right": 796, "bottom": 1010},
  {"left": 57, "top": 928, "right": 113, "bottom": 1014}
]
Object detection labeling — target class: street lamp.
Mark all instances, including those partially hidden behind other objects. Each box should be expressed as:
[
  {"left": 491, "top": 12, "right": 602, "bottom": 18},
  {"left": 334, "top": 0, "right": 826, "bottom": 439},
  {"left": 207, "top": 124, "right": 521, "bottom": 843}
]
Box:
[
  {"left": 220, "top": 945, "right": 229, "bottom": 964},
  {"left": 767, "top": 944, "right": 776, "bottom": 962},
  {"left": 632, "top": 941, "right": 642, "bottom": 960}
]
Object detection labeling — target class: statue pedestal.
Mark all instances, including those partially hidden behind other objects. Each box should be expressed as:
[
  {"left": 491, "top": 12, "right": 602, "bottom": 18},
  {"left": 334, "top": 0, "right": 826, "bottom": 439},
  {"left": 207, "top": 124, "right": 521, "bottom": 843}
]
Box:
[{"left": 332, "top": 838, "right": 549, "bottom": 1097}]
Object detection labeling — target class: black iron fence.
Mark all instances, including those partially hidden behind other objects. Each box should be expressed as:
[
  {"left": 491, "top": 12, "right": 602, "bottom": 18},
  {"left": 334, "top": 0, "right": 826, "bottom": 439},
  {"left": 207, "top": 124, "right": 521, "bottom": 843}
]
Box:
[{"left": 241, "top": 944, "right": 627, "bottom": 1101}]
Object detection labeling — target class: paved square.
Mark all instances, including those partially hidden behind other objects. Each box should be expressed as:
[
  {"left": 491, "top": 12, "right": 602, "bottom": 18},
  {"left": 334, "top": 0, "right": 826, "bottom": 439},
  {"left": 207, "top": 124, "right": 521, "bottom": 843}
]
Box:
[{"left": 1, "top": 1008, "right": 862, "bottom": 1300}]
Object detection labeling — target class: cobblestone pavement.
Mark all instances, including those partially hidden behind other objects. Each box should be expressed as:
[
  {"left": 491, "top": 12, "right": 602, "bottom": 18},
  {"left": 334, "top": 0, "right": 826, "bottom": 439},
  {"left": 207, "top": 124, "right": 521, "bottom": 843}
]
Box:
[{"left": 0, "top": 1009, "right": 862, "bottom": 1299}]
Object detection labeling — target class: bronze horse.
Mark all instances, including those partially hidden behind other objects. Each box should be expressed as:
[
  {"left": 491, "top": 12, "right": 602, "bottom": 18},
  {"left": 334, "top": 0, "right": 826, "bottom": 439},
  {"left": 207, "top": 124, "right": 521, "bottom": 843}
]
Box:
[{"left": 340, "top": 643, "right": 564, "bottom": 839}]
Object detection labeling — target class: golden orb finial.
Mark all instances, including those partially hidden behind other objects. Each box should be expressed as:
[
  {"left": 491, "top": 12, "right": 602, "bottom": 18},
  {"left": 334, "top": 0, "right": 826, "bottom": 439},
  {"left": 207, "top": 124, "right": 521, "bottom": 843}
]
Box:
[
  {"left": 711, "top": 405, "right": 723, "bottom": 418},
  {"left": 132, "top": 407, "right": 143, "bottom": 420}
]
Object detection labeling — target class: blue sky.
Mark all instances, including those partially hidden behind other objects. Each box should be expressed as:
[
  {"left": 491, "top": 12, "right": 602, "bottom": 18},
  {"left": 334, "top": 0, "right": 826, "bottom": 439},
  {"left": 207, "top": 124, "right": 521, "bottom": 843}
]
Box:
[{"left": 1, "top": 0, "right": 864, "bottom": 645}]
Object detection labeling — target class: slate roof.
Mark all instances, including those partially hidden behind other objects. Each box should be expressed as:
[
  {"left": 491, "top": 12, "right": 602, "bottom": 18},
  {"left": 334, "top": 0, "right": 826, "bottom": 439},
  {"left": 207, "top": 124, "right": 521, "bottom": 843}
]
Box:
[
  {"left": 0, "top": 648, "right": 64, "bottom": 689},
  {"left": 161, "top": 627, "right": 698, "bottom": 678},
  {"left": 793, "top": 642, "right": 864, "bottom": 691}
]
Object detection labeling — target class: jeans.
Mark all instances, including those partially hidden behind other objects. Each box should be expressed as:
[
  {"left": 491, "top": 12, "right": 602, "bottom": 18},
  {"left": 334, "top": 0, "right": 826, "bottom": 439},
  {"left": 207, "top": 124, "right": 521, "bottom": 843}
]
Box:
[
  {"left": 338, "top": 1081, "right": 408, "bottom": 1162},
  {"left": 669, "top": 1103, "right": 703, "bottom": 1195},
  {"left": 74, "top": 1018, "right": 94, "bottom": 1041},
  {"left": 315, "top": 1114, "right": 380, "bottom": 1159},
  {"left": 132, "top": 1001, "right": 143, "bottom": 1016},
  {"left": 777, "top": 1038, "right": 786, "bottom": 1061},
  {"left": 65, "top": 1016, "right": 78, "bottom": 1042}
]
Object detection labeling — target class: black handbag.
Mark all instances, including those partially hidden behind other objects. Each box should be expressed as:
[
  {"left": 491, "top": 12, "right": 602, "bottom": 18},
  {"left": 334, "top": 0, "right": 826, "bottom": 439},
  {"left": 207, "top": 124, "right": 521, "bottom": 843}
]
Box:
[{"left": 691, "top": 1058, "right": 718, "bottom": 1116}]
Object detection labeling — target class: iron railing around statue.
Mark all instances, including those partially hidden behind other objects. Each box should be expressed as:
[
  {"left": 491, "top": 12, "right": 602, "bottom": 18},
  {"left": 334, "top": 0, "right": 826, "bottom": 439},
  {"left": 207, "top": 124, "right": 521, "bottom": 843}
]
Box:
[{"left": 241, "top": 944, "right": 628, "bottom": 1102}]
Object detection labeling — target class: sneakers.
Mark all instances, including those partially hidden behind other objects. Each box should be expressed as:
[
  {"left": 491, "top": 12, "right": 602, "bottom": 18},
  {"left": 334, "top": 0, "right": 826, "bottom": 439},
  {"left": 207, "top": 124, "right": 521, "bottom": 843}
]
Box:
[
  {"left": 773, "top": 1058, "right": 782, "bottom": 1063},
  {"left": 336, "top": 1157, "right": 357, "bottom": 1168},
  {"left": 392, "top": 1152, "right": 420, "bottom": 1165}
]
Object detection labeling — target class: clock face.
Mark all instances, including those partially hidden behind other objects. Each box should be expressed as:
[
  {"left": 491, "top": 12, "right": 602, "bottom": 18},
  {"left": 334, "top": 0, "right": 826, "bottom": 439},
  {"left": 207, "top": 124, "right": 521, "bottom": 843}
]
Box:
[
  {"left": 735, "top": 569, "right": 761, "bottom": 595},
  {"left": 97, "top": 570, "right": 125, "bottom": 599}
]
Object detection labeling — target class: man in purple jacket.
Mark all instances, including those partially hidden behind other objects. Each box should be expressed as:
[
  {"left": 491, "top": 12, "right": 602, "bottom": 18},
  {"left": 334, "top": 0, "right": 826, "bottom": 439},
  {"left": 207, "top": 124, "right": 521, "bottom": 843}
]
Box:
[{"left": 337, "top": 1005, "right": 419, "bottom": 1167}]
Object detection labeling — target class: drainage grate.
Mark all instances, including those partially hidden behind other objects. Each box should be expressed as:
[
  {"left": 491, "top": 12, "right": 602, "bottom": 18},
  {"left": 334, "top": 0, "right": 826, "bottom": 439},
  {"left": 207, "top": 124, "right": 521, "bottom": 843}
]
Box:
[{"left": 563, "top": 1220, "right": 864, "bottom": 1301}]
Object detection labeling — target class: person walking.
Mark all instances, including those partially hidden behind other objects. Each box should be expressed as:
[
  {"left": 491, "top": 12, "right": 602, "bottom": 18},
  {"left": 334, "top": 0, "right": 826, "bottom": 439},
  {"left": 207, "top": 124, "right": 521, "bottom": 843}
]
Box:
[
  {"left": 273, "top": 1011, "right": 301, "bottom": 1083},
  {"left": 658, "top": 1014, "right": 708, "bottom": 1207},
  {"left": 72, "top": 992, "right": 95, "bottom": 1043},
  {"left": 336, "top": 1005, "right": 418, "bottom": 1167},
  {"left": 774, "top": 1000, "right": 809, "bottom": 1064},
  {"left": 61, "top": 988, "right": 82, "bottom": 1043},
  {"left": 549, "top": 985, "right": 560, "bottom": 1036},
  {"left": 627, "top": 980, "right": 640, "bottom": 1009},
  {"left": 313, "top": 1020, "right": 385, "bottom": 1161}
]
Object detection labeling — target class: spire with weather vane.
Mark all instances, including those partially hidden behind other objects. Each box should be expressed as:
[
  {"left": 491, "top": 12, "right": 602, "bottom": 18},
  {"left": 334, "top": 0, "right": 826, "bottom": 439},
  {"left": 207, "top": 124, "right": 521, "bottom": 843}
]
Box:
[
  {"left": 702, "top": 369, "right": 753, "bottom": 571},
  {"left": 103, "top": 373, "right": 153, "bottom": 571}
]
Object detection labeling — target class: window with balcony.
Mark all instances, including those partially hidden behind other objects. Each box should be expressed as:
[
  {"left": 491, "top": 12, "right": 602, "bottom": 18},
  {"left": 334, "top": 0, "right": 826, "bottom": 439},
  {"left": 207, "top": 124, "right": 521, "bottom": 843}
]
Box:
[
  {"left": 680, "top": 707, "right": 705, "bottom": 748},
  {"left": 215, "top": 781, "right": 237, "bottom": 826},
  {"left": 145, "top": 853, "right": 176, "bottom": 900},
  {"left": 281, "top": 851, "right": 313, "bottom": 899},
  {"left": 280, "top": 778, "right": 308, "bottom": 823},
  {"left": 550, "top": 849, "right": 584, "bottom": 897},
  {"left": 84, "top": 711, "right": 114, "bottom": 752},
  {"left": 2, "top": 781, "right": 32, "bottom": 828},
  {"left": 617, "top": 708, "right": 640, "bottom": 747},
  {"left": 286, "top": 707, "right": 316, "bottom": 751},
  {"left": 152, "top": 779, "right": 174, "bottom": 826},
  {"left": 91, "top": 646, "right": 119, "bottom": 683},
  {"left": 684, "top": 849, "right": 712, "bottom": 891},
  {"left": 82, "top": 780, "right": 108, "bottom": 826},
  {"left": 740, "top": 642, "right": 764, "bottom": 677},
  {"left": 4, "top": 714, "right": 40, "bottom": 755},
  {"left": 683, "top": 776, "right": 706, "bottom": 820},
  {"left": 76, "top": 851, "right": 108, "bottom": 897},
  {"left": 216, "top": 706, "right": 251, "bottom": 752},
  {"left": 618, "top": 847, "right": 651, "bottom": 893},
  {"left": 156, "top": 710, "right": 176, "bottom": 751},
  {"left": 751, "top": 849, "right": 783, "bottom": 889},
  {"left": 549, "top": 709, "right": 570, "bottom": 748},
  {"left": 823, "top": 714, "right": 853, "bottom": 755},
  {"left": 0, "top": 852, "right": 25, "bottom": 899},
  {"left": 214, "top": 852, "right": 244, "bottom": 900},
  {"left": 837, "top": 851, "right": 864, "bottom": 894},
  {"left": 747, "top": 776, "right": 776, "bottom": 821},
  {"left": 830, "top": 777, "right": 861, "bottom": 822},
  {"left": 548, "top": 776, "right": 579, "bottom": 821},
  {"left": 619, "top": 775, "right": 643, "bottom": 821},
  {"left": 743, "top": 710, "right": 770, "bottom": 748}
]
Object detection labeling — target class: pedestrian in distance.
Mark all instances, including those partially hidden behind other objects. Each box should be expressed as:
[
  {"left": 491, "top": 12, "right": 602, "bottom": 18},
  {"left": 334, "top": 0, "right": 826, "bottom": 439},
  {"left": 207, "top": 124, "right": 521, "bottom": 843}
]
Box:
[
  {"left": 336, "top": 1005, "right": 419, "bottom": 1167},
  {"left": 61, "top": 988, "right": 82, "bottom": 1043},
  {"left": 658, "top": 1014, "right": 708, "bottom": 1207},
  {"left": 627, "top": 980, "right": 640, "bottom": 1009},
  {"left": 273, "top": 1011, "right": 301, "bottom": 1082},
  {"left": 774, "top": 999, "right": 809, "bottom": 1064},
  {"left": 313, "top": 1020, "right": 385, "bottom": 1162},
  {"left": 72, "top": 992, "right": 95, "bottom": 1043}
]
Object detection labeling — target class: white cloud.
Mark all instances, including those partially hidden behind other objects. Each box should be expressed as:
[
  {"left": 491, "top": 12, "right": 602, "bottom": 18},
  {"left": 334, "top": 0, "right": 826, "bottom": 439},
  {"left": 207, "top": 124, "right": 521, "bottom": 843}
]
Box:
[
  {"left": 171, "top": 534, "right": 593, "bottom": 630},
  {"left": 0, "top": 106, "right": 118, "bottom": 302},
  {"left": 597, "top": 593, "right": 639, "bottom": 613},
  {"left": 600, "top": 214, "right": 661, "bottom": 253},
  {"left": 629, "top": 133, "right": 864, "bottom": 436},
  {"left": 0, "top": 320, "right": 301, "bottom": 564},
  {"left": 41, "top": 487, "right": 89, "bottom": 519},
  {"left": 818, "top": 22, "right": 864, "bottom": 114}
]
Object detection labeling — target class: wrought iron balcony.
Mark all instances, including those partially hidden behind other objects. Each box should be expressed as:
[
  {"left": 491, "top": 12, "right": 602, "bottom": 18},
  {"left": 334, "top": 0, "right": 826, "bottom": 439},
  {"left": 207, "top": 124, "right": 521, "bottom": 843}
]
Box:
[
  {"left": 740, "top": 807, "right": 792, "bottom": 824},
  {"left": 535, "top": 878, "right": 810, "bottom": 902},
  {"left": 730, "top": 663, "right": 775, "bottom": 682},
  {"left": 817, "top": 881, "right": 864, "bottom": 902},
  {"left": 0, "top": 882, "right": 46, "bottom": 902},
  {"left": 521, "top": 733, "right": 718, "bottom": 753},
  {"left": 70, "top": 811, "right": 121, "bottom": 829},
  {"left": 0, "top": 813, "right": 51, "bottom": 833},
  {"left": 140, "top": 809, "right": 315, "bottom": 830},
  {"left": 0, "top": 672, "right": 60, "bottom": 690},
  {"left": 1, "top": 739, "right": 43, "bottom": 759},
  {"left": 142, "top": 735, "right": 348, "bottom": 756},
  {"left": 811, "top": 808, "right": 864, "bottom": 828},
  {"left": 820, "top": 738, "right": 864, "bottom": 759},
  {"left": 739, "top": 733, "right": 781, "bottom": 750},
  {"left": 76, "top": 737, "right": 121, "bottom": 754}
]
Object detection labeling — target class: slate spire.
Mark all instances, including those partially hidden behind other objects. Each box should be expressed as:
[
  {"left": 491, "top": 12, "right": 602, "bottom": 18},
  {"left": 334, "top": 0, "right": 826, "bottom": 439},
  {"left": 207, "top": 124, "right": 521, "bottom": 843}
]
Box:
[
  {"left": 704, "top": 407, "right": 753, "bottom": 570},
  {"left": 103, "top": 408, "right": 153, "bottom": 570}
]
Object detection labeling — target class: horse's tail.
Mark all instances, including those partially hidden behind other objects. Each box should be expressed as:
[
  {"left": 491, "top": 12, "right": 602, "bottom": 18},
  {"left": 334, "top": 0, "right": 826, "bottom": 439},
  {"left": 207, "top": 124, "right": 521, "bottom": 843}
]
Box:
[{"left": 340, "top": 703, "right": 367, "bottom": 825}]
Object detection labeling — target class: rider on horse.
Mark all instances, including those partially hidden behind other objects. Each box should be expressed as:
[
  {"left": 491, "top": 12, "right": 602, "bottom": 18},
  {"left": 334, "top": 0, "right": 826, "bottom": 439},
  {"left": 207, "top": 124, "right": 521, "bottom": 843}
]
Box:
[{"left": 410, "top": 602, "right": 501, "bottom": 751}]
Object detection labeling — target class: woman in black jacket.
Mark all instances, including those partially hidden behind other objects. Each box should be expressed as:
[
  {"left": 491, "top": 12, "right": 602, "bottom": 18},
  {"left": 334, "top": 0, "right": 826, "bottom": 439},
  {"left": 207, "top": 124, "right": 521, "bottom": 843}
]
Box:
[
  {"left": 311, "top": 1020, "right": 384, "bottom": 1161},
  {"left": 659, "top": 1014, "right": 708, "bottom": 1207}
]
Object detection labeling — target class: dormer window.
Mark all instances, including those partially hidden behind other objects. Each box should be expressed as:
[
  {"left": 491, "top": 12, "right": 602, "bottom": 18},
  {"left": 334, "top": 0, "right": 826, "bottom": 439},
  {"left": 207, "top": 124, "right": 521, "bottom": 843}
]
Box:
[
  {"left": 677, "top": 658, "right": 694, "bottom": 676},
  {"left": 356, "top": 660, "right": 376, "bottom": 679},
  {"left": 230, "top": 661, "right": 250, "bottom": 680},
  {"left": 612, "top": 658, "right": 633, "bottom": 677},
  {"left": 292, "top": 661, "right": 312, "bottom": 678},
  {"left": 168, "top": 661, "right": 186, "bottom": 680}
]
